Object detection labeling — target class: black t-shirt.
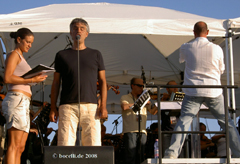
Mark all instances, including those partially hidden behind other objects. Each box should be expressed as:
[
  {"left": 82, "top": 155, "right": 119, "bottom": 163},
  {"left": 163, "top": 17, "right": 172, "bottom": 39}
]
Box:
[
  {"left": 161, "top": 111, "right": 180, "bottom": 131},
  {"left": 54, "top": 48, "right": 105, "bottom": 105}
]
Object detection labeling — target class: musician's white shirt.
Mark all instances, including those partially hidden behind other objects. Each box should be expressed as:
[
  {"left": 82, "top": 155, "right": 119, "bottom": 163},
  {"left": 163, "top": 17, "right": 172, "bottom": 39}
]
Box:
[
  {"left": 179, "top": 37, "right": 225, "bottom": 98},
  {"left": 120, "top": 93, "right": 150, "bottom": 134}
]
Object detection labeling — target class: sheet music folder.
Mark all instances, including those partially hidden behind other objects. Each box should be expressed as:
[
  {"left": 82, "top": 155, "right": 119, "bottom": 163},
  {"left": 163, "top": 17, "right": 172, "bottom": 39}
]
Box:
[
  {"left": 21, "top": 64, "right": 55, "bottom": 79},
  {"left": 169, "top": 92, "right": 185, "bottom": 101},
  {"left": 130, "top": 89, "right": 151, "bottom": 113}
]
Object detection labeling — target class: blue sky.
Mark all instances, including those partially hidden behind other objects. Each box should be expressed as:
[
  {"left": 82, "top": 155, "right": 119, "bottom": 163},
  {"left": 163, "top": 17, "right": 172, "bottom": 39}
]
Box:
[
  {"left": 1, "top": 0, "right": 240, "bottom": 19},
  {"left": 1, "top": 0, "right": 239, "bottom": 139}
]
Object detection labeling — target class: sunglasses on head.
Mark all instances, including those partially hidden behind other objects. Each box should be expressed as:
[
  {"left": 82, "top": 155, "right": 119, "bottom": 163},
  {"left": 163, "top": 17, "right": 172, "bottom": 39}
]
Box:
[{"left": 133, "top": 84, "right": 144, "bottom": 88}]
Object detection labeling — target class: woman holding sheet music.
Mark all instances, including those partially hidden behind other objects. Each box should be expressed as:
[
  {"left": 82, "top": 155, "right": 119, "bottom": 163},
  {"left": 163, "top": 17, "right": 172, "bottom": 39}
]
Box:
[{"left": 1, "top": 28, "right": 47, "bottom": 164}]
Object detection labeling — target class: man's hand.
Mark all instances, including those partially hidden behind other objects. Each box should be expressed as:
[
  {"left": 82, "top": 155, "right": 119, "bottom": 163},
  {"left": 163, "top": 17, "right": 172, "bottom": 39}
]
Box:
[
  {"left": 101, "top": 107, "right": 108, "bottom": 119},
  {"left": 29, "top": 128, "right": 38, "bottom": 135},
  {"left": 46, "top": 127, "right": 54, "bottom": 136},
  {"left": 161, "top": 93, "right": 170, "bottom": 101},
  {"left": 147, "top": 100, "right": 151, "bottom": 105},
  {"left": 49, "top": 106, "right": 58, "bottom": 123},
  {"left": 97, "top": 106, "right": 108, "bottom": 119}
]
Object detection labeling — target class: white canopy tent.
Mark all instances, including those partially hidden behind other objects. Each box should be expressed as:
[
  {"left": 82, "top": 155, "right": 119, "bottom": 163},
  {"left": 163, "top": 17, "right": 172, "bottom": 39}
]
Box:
[{"left": 0, "top": 3, "right": 238, "bottom": 116}]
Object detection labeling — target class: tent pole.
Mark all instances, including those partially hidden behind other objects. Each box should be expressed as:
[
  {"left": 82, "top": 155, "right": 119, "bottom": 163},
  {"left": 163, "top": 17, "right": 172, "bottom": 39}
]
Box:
[
  {"left": 225, "top": 30, "right": 231, "bottom": 108},
  {"left": 0, "top": 38, "right": 6, "bottom": 70},
  {"left": 228, "top": 29, "right": 236, "bottom": 124}
]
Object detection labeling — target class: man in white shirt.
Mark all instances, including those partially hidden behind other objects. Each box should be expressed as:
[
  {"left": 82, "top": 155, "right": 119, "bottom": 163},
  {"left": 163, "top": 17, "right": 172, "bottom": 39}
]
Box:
[{"left": 164, "top": 21, "right": 240, "bottom": 158}]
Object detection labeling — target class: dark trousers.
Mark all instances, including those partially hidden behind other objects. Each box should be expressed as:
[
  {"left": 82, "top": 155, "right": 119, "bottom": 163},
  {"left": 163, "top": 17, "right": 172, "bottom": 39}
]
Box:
[{"left": 124, "top": 132, "right": 147, "bottom": 164}]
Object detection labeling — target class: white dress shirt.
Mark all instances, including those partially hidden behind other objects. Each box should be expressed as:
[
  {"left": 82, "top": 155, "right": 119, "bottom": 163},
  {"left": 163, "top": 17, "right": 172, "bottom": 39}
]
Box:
[{"left": 179, "top": 37, "right": 225, "bottom": 98}]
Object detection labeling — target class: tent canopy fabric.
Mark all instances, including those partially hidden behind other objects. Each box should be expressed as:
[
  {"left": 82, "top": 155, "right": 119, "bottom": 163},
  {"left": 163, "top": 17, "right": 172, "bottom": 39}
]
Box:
[
  {"left": 0, "top": 3, "right": 226, "bottom": 86},
  {"left": 0, "top": 3, "right": 225, "bottom": 35},
  {"left": 0, "top": 3, "right": 239, "bottom": 116}
]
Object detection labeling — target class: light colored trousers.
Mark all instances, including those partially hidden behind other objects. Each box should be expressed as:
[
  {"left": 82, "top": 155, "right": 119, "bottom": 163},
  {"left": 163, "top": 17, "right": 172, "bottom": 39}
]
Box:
[
  {"left": 164, "top": 94, "right": 240, "bottom": 158},
  {"left": 57, "top": 103, "right": 101, "bottom": 146}
]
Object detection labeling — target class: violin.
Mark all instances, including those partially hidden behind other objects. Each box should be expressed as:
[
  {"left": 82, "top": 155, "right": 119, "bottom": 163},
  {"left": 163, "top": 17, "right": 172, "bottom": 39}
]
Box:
[
  {"left": 149, "top": 92, "right": 164, "bottom": 100},
  {"left": 150, "top": 92, "right": 169, "bottom": 101},
  {"left": 97, "top": 82, "right": 120, "bottom": 95},
  {"left": 0, "top": 93, "right": 6, "bottom": 101},
  {"left": 109, "top": 85, "right": 120, "bottom": 95},
  {"left": 150, "top": 94, "right": 158, "bottom": 100},
  {"left": 201, "top": 135, "right": 213, "bottom": 145}
]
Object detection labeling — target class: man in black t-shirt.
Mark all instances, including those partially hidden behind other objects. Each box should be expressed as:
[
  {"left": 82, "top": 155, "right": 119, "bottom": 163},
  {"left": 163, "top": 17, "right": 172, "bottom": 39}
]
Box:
[
  {"left": 161, "top": 80, "right": 179, "bottom": 131},
  {"left": 49, "top": 18, "right": 108, "bottom": 146},
  {"left": 161, "top": 80, "right": 183, "bottom": 157}
]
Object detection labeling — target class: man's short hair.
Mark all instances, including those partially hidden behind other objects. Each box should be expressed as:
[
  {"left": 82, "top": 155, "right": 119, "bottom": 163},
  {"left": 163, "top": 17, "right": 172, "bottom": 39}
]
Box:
[
  {"left": 166, "top": 80, "right": 176, "bottom": 86},
  {"left": 166, "top": 80, "right": 176, "bottom": 89},
  {"left": 70, "top": 18, "right": 90, "bottom": 33},
  {"left": 194, "top": 21, "right": 208, "bottom": 35},
  {"left": 150, "top": 122, "right": 158, "bottom": 131},
  {"left": 130, "top": 78, "right": 137, "bottom": 89},
  {"left": 199, "top": 122, "right": 206, "bottom": 128}
]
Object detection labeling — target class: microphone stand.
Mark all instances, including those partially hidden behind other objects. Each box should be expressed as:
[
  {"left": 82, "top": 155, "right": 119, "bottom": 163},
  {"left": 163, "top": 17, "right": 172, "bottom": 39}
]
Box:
[
  {"left": 76, "top": 35, "right": 82, "bottom": 146},
  {"left": 111, "top": 115, "right": 121, "bottom": 134},
  {"left": 141, "top": 66, "right": 146, "bottom": 84},
  {"left": 137, "top": 110, "right": 142, "bottom": 164},
  {"left": 139, "top": 66, "right": 146, "bottom": 163}
]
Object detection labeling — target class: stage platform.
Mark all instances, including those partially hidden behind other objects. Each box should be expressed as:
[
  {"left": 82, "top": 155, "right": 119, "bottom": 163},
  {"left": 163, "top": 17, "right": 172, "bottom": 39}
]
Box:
[{"left": 145, "top": 158, "right": 240, "bottom": 164}]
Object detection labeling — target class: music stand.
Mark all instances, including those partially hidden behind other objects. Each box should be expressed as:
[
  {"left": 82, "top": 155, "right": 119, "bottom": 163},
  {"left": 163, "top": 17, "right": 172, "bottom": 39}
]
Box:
[{"left": 130, "top": 89, "right": 151, "bottom": 164}]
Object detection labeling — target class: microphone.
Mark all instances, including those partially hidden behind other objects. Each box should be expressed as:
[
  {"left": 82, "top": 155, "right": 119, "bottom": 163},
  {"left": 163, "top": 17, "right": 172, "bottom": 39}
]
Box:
[
  {"left": 112, "top": 115, "right": 121, "bottom": 124},
  {"left": 76, "top": 35, "right": 80, "bottom": 40}
]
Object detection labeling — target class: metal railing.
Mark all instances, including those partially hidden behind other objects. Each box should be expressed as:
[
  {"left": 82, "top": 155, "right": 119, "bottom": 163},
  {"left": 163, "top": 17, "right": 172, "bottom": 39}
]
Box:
[{"left": 146, "top": 85, "right": 238, "bottom": 164}]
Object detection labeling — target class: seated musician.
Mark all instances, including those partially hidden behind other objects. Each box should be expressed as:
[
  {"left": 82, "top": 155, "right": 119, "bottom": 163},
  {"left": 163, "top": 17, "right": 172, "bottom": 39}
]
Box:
[
  {"left": 200, "top": 122, "right": 216, "bottom": 158},
  {"left": 211, "top": 121, "right": 232, "bottom": 158},
  {"left": 161, "top": 80, "right": 179, "bottom": 101},
  {"left": 161, "top": 80, "right": 184, "bottom": 157},
  {"left": 145, "top": 122, "right": 159, "bottom": 158}
]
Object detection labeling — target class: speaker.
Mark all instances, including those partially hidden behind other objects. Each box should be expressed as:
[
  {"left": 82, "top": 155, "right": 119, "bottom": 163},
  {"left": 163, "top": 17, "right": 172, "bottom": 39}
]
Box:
[{"left": 44, "top": 146, "right": 114, "bottom": 164}]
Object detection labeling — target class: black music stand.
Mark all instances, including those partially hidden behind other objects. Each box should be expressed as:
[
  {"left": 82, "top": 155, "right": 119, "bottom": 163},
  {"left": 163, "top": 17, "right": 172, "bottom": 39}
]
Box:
[
  {"left": 131, "top": 105, "right": 142, "bottom": 164},
  {"left": 131, "top": 89, "right": 151, "bottom": 164}
]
